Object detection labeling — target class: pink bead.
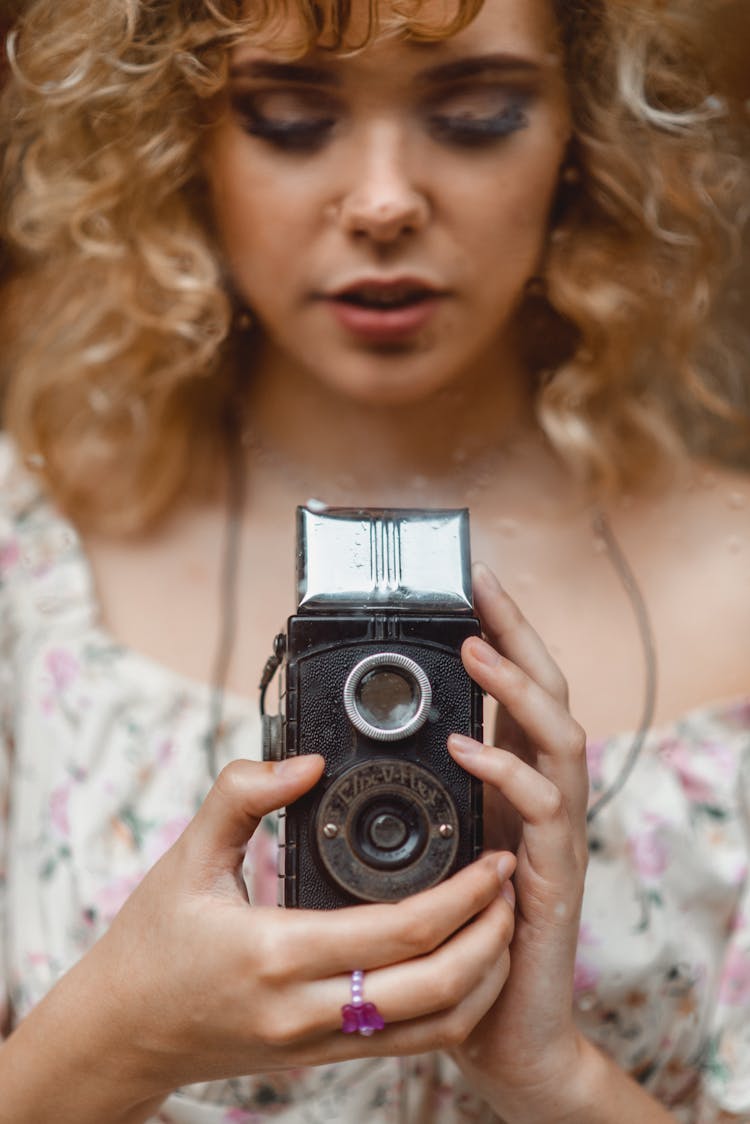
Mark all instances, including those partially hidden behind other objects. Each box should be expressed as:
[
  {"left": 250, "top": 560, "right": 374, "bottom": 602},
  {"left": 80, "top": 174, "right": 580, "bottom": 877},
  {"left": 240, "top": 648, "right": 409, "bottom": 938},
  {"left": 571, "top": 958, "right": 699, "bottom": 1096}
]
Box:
[
  {"left": 359, "top": 1002, "right": 385, "bottom": 1033},
  {"left": 341, "top": 970, "right": 385, "bottom": 1036}
]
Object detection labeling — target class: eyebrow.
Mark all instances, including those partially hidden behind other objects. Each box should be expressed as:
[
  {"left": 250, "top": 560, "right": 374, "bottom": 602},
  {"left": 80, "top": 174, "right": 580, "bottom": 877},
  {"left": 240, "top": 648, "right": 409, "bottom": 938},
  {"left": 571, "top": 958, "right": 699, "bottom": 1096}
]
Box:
[
  {"left": 228, "top": 60, "right": 343, "bottom": 86},
  {"left": 228, "top": 53, "right": 542, "bottom": 88}
]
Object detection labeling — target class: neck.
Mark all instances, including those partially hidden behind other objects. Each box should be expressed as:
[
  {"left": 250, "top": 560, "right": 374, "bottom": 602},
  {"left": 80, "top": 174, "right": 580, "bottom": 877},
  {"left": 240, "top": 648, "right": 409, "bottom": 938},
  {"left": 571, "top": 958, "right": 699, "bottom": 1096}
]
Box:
[{"left": 241, "top": 335, "right": 562, "bottom": 511}]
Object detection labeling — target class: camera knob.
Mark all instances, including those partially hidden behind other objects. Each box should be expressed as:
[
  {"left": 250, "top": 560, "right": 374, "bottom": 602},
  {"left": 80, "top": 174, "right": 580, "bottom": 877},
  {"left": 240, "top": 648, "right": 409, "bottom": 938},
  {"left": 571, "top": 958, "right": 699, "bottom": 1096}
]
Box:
[{"left": 262, "top": 713, "right": 284, "bottom": 762}]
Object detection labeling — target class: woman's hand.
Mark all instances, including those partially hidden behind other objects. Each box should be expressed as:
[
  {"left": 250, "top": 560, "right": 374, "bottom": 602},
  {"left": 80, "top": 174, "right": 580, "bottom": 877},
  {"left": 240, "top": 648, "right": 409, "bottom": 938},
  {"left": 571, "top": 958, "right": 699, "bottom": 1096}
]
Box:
[
  {"left": 447, "top": 562, "right": 589, "bottom": 1121},
  {"left": 2, "top": 750, "right": 516, "bottom": 1123}
]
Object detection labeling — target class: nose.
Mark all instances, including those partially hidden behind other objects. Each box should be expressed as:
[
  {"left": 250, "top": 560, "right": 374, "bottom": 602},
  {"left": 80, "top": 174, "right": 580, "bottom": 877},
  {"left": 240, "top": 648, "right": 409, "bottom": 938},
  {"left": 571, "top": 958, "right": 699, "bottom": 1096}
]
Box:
[{"left": 337, "top": 122, "right": 430, "bottom": 242}]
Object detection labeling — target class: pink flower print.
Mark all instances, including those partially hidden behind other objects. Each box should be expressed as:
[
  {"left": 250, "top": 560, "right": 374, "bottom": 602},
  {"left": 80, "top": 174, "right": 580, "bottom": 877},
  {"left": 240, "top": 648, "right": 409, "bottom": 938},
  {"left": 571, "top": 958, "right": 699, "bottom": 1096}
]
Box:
[
  {"left": 718, "top": 943, "right": 750, "bottom": 1006},
  {"left": 147, "top": 817, "right": 191, "bottom": 864},
  {"left": 97, "top": 873, "right": 142, "bottom": 922},
  {"left": 577, "top": 921, "right": 601, "bottom": 949},
  {"left": 155, "top": 738, "right": 175, "bottom": 768},
  {"left": 660, "top": 737, "right": 734, "bottom": 805},
  {"left": 49, "top": 783, "right": 71, "bottom": 837},
  {"left": 45, "top": 647, "right": 80, "bottom": 692},
  {"left": 627, "top": 818, "right": 671, "bottom": 885},
  {"left": 574, "top": 956, "right": 601, "bottom": 995},
  {"left": 586, "top": 739, "right": 607, "bottom": 789},
  {"left": 0, "top": 539, "right": 19, "bottom": 575}
]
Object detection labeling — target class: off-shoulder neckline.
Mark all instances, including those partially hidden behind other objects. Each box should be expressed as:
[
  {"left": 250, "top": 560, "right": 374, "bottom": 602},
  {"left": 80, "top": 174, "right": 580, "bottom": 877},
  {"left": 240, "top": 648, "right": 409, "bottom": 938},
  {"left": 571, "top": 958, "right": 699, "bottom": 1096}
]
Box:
[{"left": 3, "top": 435, "right": 748, "bottom": 743}]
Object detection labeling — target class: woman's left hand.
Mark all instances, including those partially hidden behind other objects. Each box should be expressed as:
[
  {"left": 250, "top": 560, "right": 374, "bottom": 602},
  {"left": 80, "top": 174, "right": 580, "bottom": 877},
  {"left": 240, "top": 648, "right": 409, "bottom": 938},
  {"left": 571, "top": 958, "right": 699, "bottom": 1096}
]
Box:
[{"left": 447, "top": 561, "right": 589, "bottom": 1121}]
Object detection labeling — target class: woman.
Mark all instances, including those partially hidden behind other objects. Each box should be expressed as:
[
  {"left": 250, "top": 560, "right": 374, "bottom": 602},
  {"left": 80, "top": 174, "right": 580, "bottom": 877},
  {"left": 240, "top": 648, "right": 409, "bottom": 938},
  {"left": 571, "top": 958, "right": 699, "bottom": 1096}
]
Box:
[{"left": 0, "top": 0, "right": 748, "bottom": 1121}]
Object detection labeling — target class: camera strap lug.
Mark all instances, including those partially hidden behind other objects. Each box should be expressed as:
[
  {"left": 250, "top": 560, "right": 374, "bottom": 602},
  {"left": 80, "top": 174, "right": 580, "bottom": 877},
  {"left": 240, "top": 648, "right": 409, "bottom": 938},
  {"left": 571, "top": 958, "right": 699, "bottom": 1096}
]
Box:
[{"left": 259, "top": 632, "right": 286, "bottom": 717}]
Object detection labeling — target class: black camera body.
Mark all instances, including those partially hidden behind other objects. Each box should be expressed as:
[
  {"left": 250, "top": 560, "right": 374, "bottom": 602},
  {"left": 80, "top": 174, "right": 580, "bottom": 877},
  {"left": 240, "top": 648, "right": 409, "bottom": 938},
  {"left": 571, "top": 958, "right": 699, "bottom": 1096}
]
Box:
[{"left": 262, "top": 507, "right": 483, "bottom": 909}]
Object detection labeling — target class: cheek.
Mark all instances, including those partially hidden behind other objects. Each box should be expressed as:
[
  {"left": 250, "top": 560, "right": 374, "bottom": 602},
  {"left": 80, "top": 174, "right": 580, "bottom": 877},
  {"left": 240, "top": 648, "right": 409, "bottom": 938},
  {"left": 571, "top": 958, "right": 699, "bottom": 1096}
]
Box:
[
  {"left": 211, "top": 176, "right": 305, "bottom": 298},
  {"left": 455, "top": 149, "right": 563, "bottom": 271}
]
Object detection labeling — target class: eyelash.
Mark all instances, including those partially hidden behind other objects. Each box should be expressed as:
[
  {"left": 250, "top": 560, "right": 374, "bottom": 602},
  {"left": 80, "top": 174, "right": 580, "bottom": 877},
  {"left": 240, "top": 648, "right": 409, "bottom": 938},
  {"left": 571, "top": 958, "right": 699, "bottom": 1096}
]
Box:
[
  {"left": 231, "top": 94, "right": 531, "bottom": 153},
  {"left": 428, "top": 101, "right": 529, "bottom": 147}
]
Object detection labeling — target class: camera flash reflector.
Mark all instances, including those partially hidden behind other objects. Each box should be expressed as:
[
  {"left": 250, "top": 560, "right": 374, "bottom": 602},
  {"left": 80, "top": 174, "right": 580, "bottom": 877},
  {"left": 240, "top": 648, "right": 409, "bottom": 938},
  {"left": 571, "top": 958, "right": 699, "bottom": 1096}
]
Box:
[{"left": 297, "top": 507, "right": 473, "bottom": 612}]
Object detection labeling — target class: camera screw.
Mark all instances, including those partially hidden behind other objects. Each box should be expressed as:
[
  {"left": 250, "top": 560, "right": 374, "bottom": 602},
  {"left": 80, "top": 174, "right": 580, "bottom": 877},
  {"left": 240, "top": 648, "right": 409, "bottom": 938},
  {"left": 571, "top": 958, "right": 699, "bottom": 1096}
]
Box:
[
  {"left": 323, "top": 823, "right": 340, "bottom": 839},
  {"left": 438, "top": 823, "right": 454, "bottom": 839}
]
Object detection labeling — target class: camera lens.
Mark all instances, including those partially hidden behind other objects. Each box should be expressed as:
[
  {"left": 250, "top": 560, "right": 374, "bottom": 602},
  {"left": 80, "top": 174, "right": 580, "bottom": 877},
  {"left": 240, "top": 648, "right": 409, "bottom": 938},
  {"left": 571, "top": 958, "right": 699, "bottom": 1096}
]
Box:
[
  {"left": 354, "top": 797, "right": 427, "bottom": 871},
  {"left": 369, "top": 812, "right": 408, "bottom": 851},
  {"left": 316, "top": 759, "right": 461, "bottom": 902},
  {"left": 344, "top": 653, "right": 432, "bottom": 741},
  {"left": 356, "top": 670, "right": 418, "bottom": 731}
]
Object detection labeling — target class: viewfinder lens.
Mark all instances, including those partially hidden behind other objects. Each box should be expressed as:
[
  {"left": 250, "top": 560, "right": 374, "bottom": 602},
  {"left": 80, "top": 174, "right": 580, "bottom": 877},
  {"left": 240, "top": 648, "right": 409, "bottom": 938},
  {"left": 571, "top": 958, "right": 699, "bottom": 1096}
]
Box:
[{"left": 356, "top": 669, "right": 418, "bottom": 731}]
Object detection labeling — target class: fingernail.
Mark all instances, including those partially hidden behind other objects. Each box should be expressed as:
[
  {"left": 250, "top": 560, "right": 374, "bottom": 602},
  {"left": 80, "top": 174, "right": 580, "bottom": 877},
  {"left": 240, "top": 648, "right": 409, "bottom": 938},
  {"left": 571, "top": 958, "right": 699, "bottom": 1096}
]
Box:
[
  {"left": 501, "top": 880, "right": 516, "bottom": 908},
  {"left": 449, "top": 733, "right": 483, "bottom": 756},
  {"left": 496, "top": 854, "right": 516, "bottom": 883},
  {"left": 473, "top": 562, "right": 501, "bottom": 592},
  {"left": 466, "top": 637, "right": 499, "bottom": 667}
]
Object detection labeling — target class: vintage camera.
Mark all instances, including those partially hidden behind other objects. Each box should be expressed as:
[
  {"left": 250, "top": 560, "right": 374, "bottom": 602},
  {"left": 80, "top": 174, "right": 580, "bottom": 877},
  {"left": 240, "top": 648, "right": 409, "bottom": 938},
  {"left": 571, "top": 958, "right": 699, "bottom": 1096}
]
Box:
[{"left": 261, "top": 506, "right": 483, "bottom": 909}]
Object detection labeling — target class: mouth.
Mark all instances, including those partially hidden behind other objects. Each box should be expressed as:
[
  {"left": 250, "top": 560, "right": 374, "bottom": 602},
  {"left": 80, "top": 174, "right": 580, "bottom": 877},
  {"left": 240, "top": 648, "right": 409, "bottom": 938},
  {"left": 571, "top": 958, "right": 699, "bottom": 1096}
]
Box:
[
  {"left": 321, "top": 278, "right": 448, "bottom": 342},
  {"left": 331, "top": 280, "right": 443, "bottom": 311}
]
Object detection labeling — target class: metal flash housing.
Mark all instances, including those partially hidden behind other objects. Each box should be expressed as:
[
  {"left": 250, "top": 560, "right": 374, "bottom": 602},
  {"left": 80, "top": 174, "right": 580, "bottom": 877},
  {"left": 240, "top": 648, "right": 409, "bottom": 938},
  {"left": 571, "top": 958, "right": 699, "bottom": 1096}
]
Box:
[{"left": 296, "top": 506, "right": 473, "bottom": 614}]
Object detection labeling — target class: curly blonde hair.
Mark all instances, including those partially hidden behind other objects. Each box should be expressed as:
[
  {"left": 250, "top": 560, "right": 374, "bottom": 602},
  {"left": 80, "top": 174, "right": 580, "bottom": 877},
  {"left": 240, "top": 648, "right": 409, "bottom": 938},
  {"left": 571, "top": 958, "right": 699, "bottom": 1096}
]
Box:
[{"left": 0, "top": 0, "right": 747, "bottom": 533}]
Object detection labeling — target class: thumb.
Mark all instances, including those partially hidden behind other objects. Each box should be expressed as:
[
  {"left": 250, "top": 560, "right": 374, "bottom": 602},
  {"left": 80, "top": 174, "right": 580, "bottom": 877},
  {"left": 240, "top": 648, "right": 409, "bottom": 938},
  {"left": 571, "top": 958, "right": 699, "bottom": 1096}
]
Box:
[{"left": 189, "top": 755, "right": 325, "bottom": 867}]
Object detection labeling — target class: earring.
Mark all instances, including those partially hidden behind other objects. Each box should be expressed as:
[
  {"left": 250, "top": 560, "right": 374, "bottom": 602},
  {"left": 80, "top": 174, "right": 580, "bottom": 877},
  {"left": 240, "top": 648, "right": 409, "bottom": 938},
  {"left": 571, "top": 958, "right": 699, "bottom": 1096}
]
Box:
[
  {"left": 561, "top": 161, "right": 582, "bottom": 186},
  {"left": 524, "top": 275, "right": 548, "bottom": 300},
  {"left": 233, "top": 307, "right": 255, "bottom": 333}
]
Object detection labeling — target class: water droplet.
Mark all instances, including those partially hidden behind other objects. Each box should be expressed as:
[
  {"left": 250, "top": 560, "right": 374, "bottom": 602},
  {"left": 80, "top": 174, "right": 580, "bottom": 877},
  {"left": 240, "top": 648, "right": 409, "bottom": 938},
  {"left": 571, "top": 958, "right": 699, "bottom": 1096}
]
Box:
[
  {"left": 727, "top": 491, "right": 747, "bottom": 510},
  {"left": 88, "top": 387, "right": 111, "bottom": 415},
  {"left": 494, "top": 517, "right": 519, "bottom": 538},
  {"left": 515, "top": 572, "right": 537, "bottom": 589},
  {"left": 306, "top": 498, "right": 329, "bottom": 513}
]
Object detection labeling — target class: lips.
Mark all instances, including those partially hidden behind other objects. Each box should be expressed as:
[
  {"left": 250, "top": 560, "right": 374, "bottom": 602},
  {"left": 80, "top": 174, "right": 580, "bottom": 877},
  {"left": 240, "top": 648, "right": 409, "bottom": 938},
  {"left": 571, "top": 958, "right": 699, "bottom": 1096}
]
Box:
[
  {"left": 322, "top": 277, "right": 448, "bottom": 341},
  {"left": 333, "top": 279, "right": 441, "bottom": 310}
]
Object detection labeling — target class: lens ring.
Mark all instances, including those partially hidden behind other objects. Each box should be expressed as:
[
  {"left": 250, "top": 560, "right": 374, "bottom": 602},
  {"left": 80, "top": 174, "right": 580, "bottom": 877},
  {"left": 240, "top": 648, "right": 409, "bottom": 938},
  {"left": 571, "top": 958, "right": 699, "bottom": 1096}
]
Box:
[
  {"left": 316, "top": 759, "right": 460, "bottom": 902},
  {"left": 343, "top": 653, "right": 432, "bottom": 742}
]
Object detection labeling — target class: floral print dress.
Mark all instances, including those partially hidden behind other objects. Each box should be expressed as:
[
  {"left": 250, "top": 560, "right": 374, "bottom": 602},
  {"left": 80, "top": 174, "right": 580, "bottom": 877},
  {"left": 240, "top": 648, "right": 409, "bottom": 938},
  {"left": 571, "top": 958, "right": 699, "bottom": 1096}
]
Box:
[{"left": 0, "top": 435, "right": 748, "bottom": 1123}]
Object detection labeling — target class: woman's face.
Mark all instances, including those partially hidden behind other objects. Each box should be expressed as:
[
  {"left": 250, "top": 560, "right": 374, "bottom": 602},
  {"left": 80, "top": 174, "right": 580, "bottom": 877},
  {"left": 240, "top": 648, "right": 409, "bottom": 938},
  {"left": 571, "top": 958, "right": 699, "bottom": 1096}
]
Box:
[{"left": 204, "top": 0, "right": 571, "bottom": 406}]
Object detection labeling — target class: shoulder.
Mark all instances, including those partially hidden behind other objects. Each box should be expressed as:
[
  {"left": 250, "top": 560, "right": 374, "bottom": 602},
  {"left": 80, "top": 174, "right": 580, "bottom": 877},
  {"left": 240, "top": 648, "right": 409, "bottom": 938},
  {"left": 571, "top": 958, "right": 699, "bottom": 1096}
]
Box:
[
  {"left": 0, "top": 434, "right": 47, "bottom": 525},
  {"left": 614, "top": 457, "right": 750, "bottom": 713},
  {"left": 0, "top": 433, "right": 91, "bottom": 631},
  {"left": 615, "top": 457, "right": 749, "bottom": 576}
]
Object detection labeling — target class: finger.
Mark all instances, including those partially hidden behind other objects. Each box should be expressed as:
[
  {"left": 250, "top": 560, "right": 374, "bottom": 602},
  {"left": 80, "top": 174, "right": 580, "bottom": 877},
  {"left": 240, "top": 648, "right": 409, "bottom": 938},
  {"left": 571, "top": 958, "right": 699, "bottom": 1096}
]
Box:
[
  {"left": 292, "top": 946, "right": 512, "bottom": 1065},
  {"left": 279, "top": 891, "right": 515, "bottom": 1042},
  {"left": 460, "top": 638, "right": 589, "bottom": 832},
  {"left": 188, "top": 756, "right": 325, "bottom": 869},
  {"left": 473, "top": 562, "right": 569, "bottom": 705},
  {"left": 448, "top": 739, "right": 581, "bottom": 891},
  {"left": 260, "top": 851, "right": 514, "bottom": 978},
  {"left": 334, "top": 892, "right": 514, "bottom": 1027}
]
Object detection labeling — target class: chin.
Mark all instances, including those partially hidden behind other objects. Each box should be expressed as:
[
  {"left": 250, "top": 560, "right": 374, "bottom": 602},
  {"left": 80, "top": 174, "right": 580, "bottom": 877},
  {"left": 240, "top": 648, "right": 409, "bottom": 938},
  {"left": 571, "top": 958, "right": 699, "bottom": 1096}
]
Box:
[{"left": 319, "top": 352, "right": 464, "bottom": 408}]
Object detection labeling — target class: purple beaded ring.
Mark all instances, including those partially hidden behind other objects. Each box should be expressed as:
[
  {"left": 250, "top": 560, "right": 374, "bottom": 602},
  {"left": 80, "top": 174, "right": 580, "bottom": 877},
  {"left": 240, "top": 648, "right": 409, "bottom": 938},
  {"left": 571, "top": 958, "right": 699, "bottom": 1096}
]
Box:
[{"left": 341, "top": 969, "right": 385, "bottom": 1036}]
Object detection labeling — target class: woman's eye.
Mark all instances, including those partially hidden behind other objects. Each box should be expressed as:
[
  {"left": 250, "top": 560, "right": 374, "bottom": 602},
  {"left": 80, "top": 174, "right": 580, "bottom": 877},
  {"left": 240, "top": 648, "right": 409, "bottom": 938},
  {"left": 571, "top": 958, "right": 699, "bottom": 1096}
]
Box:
[
  {"left": 428, "top": 89, "right": 530, "bottom": 147},
  {"left": 230, "top": 91, "right": 337, "bottom": 152}
]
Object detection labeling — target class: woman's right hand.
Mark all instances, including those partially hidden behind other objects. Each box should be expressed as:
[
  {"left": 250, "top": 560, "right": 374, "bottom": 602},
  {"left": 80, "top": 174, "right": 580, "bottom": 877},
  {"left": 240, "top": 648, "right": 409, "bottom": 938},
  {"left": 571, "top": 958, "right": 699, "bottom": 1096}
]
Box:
[{"left": 51, "top": 754, "right": 515, "bottom": 1112}]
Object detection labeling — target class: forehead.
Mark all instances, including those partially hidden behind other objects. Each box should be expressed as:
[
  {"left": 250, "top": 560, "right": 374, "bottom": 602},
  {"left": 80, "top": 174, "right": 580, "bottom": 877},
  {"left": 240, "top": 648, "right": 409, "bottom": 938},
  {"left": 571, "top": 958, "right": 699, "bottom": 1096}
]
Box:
[{"left": 238, "top": 0, "right": 561, "bottom": 61}]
